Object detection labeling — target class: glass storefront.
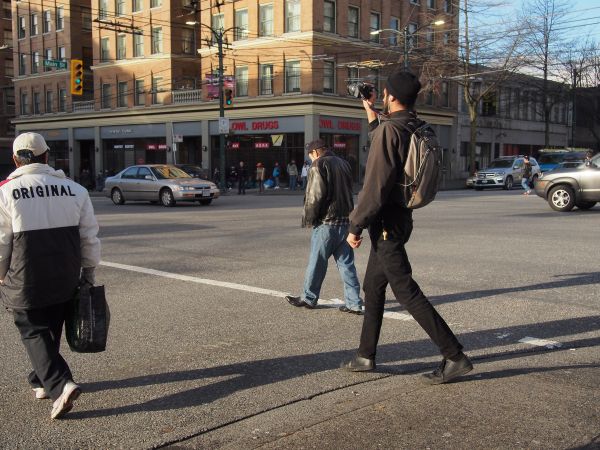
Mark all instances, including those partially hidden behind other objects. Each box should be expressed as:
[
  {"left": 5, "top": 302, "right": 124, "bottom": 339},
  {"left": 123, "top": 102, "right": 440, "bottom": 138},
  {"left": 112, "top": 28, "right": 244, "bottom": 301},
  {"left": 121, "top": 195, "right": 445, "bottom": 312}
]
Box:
[
  {"left": 320, "top": 134, "right": 360, "bottom": 180},
  {"left": 103, "top": 138, "right": 167, "bottom": 175}
]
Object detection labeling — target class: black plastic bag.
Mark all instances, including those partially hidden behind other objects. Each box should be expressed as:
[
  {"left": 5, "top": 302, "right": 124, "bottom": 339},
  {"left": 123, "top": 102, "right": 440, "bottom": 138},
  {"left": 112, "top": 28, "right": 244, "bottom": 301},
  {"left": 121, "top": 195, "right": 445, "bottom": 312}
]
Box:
[{"left": 65, "top": 284, "right": 110, "bottom": 353}]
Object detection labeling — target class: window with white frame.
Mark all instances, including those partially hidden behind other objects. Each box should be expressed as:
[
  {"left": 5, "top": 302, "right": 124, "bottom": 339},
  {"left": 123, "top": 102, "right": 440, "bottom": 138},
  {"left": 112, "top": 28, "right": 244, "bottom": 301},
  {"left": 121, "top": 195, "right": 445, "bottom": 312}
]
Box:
[
  {"left": 390, "top": 17, "right": 400, "bottom": 45},
  {"left": 99, "top": 0, "right": 108, "bottom": 19},
  {"left": 31, "top": 52, "right": 39, "bottom": 73},
  {"left": 133, "top": 0, "right": 142, "bottom": 12},
  {"left": 348, "top": 6, "right": 359, "bottom": 38},
  {"left": 134, "top": 32, "right": 144, "bottom": 56},
  {"left": 323, "top": 61, "right": 335, "bottom": 94},
  {"left": 234, "top": 9, "right": 248, "bottom": 40},
  {"left": 135, "top": 79, "right": 145, "bottom": 105},
  {"left": 44, "top": 48, "right": 52, "bottom": 71},
  {"left": 285, "top": 0, "right": 301, "bottom": 33},
  {"left": 211, "top": 13, "right": 224, "bottom": 44},
  {"left": 21, "top": 92, "right": 29, "bottom": 115},
  {"left": 426, "top": 27, "right": 434, "bottom": 43},
  {"left": 117, "top": 34, "right": 126, "bottom": 59},
  {"left": 285, "top": 60, "right": 300, "bottom": 93},
  {"left": 151, "top": 27, "right": 163, "bottom": 54},
  {"left": 58, "top": 46, "right": 66, "bottom": 62},
  {"left": 58, "top": 89, "right": 66, "bottom": 112},
  {"left": 33, "top": 92, "right": 40, "bottom": 114},
  {"left": 324, "top": 1, "right": 335, "bottom": 33},
  {"left": 235, "top": 66, "right": 248, "bottom": 96},
  {"left": 443, "top": 31, "right": 450, "bottom": 45},
  {"left": 102, "top": 84, "right": 111, "bottom": 109},
  {"left": 116, "top": 0, "right": 126, "bottom": 15},
  {"left": 259, "top": 64, "right": 273, "bottom": 95},
  {"left": 348, "top": 67, "right": 359, "bottom": 84},
  {"left": 408, "top": 22, "right": 418, "bottom": 49},
  {"left": 182, "top": 28, "right": 194, "bottom": 54},
  {"left": 43, "top": 10, "right": 51, "bottom": 33},
  {"left": 45, "top": 90, "right": 53, "bottom": 113},
  {"left": 117, "top": 81, "right": 128, "bottom": 107},
  {"left": 150, "top": 0, "right": 161, "bottom": 8},
  {"left": 30, "top": 14, "right": 38, "bottom": 36},
  {"left": 101, "top": 37, "right": 110, "bottom": 61},
  {"left": 151, "top": 76, "right": 163, "bottom": 104},
  {"left": 56, "top": 6, "right": 64, "bottom": 30},
  {"left": 259, "top": 4, "right": 273, "bottom": 37},
  {"left": 370, "top": 12, "right": 380, "bottom": 43},
  {"left": 18, "top": 16, "right": 26, "bottom": 39}
]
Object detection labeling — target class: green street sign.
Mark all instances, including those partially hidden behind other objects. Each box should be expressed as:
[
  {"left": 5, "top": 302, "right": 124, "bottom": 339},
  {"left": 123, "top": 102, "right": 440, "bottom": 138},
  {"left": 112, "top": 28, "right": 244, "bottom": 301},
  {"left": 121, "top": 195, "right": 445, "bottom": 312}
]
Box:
[{"left": 44, "top": 59, "right": 67, "bottom": 69}]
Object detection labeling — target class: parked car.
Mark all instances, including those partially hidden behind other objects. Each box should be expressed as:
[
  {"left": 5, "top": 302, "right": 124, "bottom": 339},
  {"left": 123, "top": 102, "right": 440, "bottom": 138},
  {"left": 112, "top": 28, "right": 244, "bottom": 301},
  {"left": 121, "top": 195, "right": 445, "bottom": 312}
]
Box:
[
  {"left": 553, "top": 160, "right": 584, "bottom": 170},
  {"left": 465, "top": 174, "right": 476, "bottom": 188},
  {"left": 473, "top": 156, "right": 541, "bottom": 190},
  {"left": 537, "top": 151, "right": 587, "bottom": 172},
  {"left": 175, "top": 164, "right": 210, "bottom": 180},
  {"left": 104, "top": 164, "right": 220, "bottom": 206},
  {"left": 534, "top": 154, "right": 600, "bottom": 212}
]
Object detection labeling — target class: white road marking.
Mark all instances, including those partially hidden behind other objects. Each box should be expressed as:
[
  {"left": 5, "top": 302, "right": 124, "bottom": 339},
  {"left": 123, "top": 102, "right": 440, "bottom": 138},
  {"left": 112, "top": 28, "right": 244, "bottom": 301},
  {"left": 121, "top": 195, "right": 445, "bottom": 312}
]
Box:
[
  {"left": 519, "top": 336, "right": 562, "bottom": 349},
  {"left": 100, "top": 261, "right": 414, "bottom": 322}
]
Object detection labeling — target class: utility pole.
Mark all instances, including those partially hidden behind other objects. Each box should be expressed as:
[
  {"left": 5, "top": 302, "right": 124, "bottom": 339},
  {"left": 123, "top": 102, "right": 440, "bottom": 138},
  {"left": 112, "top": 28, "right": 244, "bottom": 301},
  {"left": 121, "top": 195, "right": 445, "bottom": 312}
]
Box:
[
  {"left": 571, "top": 68, "right": 577, "bottom": 147},
  {"left": 216, "top": 29, "right": 226, "bottom": 191}
]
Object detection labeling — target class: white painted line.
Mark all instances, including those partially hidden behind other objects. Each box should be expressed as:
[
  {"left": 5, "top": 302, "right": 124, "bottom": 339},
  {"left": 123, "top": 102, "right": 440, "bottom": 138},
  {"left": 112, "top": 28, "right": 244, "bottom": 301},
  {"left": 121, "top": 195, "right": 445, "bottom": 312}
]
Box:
[
  {"left": 519, "top": 336, "right": 562, "bottom": 348},
  {"left": 99, "top": 260, "right": 414, "bottom": 322}
]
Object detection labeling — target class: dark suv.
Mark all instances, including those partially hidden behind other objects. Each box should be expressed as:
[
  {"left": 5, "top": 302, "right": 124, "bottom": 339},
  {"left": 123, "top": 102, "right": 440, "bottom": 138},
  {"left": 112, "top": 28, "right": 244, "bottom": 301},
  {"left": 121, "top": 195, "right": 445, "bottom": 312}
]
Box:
[{"left": 534, "top": 153, "right": 600, "bottom": 212}]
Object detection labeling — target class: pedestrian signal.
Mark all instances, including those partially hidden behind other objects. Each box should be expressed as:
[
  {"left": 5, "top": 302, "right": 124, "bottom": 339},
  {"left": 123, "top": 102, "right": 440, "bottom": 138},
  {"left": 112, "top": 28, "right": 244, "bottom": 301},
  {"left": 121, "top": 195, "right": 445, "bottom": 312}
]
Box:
[
  {"left": 224, "top": 88, "right": 233, "bottom": 107},
  {"left": 70, "top": 59, "right": 84, "bottom": 95}
]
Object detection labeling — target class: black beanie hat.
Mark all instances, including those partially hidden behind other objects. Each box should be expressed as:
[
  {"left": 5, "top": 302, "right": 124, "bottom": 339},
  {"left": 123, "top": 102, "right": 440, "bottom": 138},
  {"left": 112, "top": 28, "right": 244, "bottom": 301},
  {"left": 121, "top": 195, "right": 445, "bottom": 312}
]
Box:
[{"left": 385, "top": 71, "right": 421, "bottom": 108}]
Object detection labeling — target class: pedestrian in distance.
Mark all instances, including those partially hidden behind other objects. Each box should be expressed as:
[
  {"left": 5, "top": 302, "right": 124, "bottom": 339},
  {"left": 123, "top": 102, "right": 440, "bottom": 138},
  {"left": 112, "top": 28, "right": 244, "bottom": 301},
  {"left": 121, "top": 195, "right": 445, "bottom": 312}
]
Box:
[
  {"left": 0, "top": 133, "right": 101, "bottom": 419},
  {"left": 227, "top": 165, "right": 237, "bottom": 191},
  {"left": 341, "top": 71, "right": 473, "bottom": 384},
  {"left": 287, "top": 160, "right": 298, "bottom": 190},
  {"left": 300, "top": 160, "right": 310, "bottom": 190},
  {"left": 273, "top": 162, "right": 281, "bottom": 189},
  {"left": 256, "top": 162, "right": 266, "bottom": 194},
  {"left": 285, "top": 139, "right": 363, "bottom": 315},
  {"left": 584, "top": 150, "right": 594, "bottom": 167},
  {"left": 237, "top": 161, "right": 248, "bottom": 195},
  {"left": 522, "top": 155, "right": 533, "bottom": 195}
]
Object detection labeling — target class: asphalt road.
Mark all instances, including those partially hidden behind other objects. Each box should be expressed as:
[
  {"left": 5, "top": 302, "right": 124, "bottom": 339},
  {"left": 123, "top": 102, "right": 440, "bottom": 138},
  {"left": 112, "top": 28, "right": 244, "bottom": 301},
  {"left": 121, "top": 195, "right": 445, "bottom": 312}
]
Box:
[{"left": 0, "top": 188, "right": 598, "bottom": 449}]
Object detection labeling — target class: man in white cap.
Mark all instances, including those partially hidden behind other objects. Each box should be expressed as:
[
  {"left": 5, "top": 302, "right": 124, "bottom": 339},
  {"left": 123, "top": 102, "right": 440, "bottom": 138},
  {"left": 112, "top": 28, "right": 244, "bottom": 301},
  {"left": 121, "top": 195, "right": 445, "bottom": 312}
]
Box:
[{"left": 0, "top": 132, "right": 101, "bottom": 419}]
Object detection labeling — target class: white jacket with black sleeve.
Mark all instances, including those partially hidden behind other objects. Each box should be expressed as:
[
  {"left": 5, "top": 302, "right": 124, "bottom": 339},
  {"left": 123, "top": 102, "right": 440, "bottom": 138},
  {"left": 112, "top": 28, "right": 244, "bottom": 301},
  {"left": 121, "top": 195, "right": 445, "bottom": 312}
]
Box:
[{"left": 0, "top": 163, "right": 101, "bottom": 310}]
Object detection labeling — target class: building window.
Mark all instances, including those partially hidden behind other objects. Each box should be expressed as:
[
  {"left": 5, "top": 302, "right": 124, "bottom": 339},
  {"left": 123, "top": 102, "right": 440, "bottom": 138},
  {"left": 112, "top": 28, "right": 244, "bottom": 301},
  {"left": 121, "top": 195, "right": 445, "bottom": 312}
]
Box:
[
  {"left": 428, "top": 0, "right": 436, "bottom": 8},
  {"left": 117, "top": 34, "right": 126, "bottom": 59},
  {"left": 426, "top": 27, "right": 434, "bottom": 43},
  {"left": 444, "top": 0, "right": 452, "bottom": 13},
  {"left": 370, "top": 13, "right": 380, "bottom": 43},
  {"left": 443, "top": 32, "right": 450, "bottom": 45},
  {"left": 3, "top": 2, "right": 12, "bottom": 20},
  {"left": 348, "top": 66, "right": 359, "bottom": 83},
  {"left": 150, "top": 0, "right": 161, "bottom": 8},
  {"left": 390, "top": 17, "right": 400, "bottom": 45},
  {"left": 133, "top": 0, "right": 142, "bottom": 12},
  {"left": 99, "top": 0, "right": 108, "bottom": 19},
  {"left": 30, "top": 14, "right": 39, "bottom": 36},
  {"left": 58, "top": 46, "right": 66, "bottom": 62},
  {"left": 33, "top": 92, "right": 41, "bottom": 114},
  {"left": 348, "top": 6, "right": 359, "bottom": 38},
  {"left": 43, "top": 11, "right": 51, "bottom": 33},
  {"left": 44, "top": 48, "right": 52, "bottom": 72},
  {"left": 151, "top": 76, "right": 163, "bottom": 104},
  {"left": 182, "top": 28, "right": 194, "bottom": 54},
  {"left": 151, "top": 27, "right": 162, "bottom": 54},
  {"left": 102, "top": 84, "right": 111, "bottom": 109},
  {"left": 135, "top": 79, "right": 145, "bottom": 105},
  {"left": 441, "top": 81, "right": 449, "bottom": 107},
  {"left": 324, "top": 1, "right": 335, "bottom": 33},
  {"left": 259, "top": 4, "right": 273, "bottom": 37},
  {"left": 285, "top": 60, "right": 300, "bottom": 93},
  {"left": 117, "top": 81, "right": 128, "bottom": 107},
  {"left": 259, "top": 64, "right": 273, "bottom": 95},
  {"left": 56, "top": 6, "right": 64, "bottom": 30},
  {"left": 408, "top": 23, "right": 418, "bottom": 49},
  {"left": 18, "top": 16, "right": 26, "bottom": 39},
  {"left": 212, "top": 13, "right": 224, "bottom": 32},
  {"left": 134, "top": 33, "right": 144, "bottom": 56},
  {"left": 426, "top": 89, "right": 434, "bottom": 105},
  {"left": 116, "top": 0, "right": 126, "bottom": 16},
  {"left": 285, "top": 0, "right": 301, "bottom": 33},
  {"left": 323, "top": 60, "right": 335, "bottom": 94},
  {"left": 21, "top": 92, "right": 29, "bottom": 115},
  {"left": 101, "top": 38, "right": 110, "bottom": 61},
  {"left": 45, "top": 90, "right": 53, "bottom": 113},
  {"left": 32, "top": 52, "right": 40, "bottom": 74},
  {"left": 235, "top": 66, "right": 248, "bottom": 97},
  {"left": 19, "top": 53, "right": 26, "bottom": 75},
  {"left": 234, "top": 9, "right": 248, "bottom": 40},
  {"left": 59, "top": 89, "right": 66, "bottom": 112},
  {"left": 410, "top": 0, "right": 419, "bottom": 4}
]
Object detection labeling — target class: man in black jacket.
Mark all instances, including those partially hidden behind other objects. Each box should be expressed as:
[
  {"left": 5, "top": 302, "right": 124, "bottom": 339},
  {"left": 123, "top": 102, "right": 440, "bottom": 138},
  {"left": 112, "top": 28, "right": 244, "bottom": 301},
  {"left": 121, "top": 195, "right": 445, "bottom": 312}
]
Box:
[
  {"left": 285, "top": 139, "right": 363, "bottom": 314},
  {"left": 341, "top": 71, "right": 473, "bottom": 384}
]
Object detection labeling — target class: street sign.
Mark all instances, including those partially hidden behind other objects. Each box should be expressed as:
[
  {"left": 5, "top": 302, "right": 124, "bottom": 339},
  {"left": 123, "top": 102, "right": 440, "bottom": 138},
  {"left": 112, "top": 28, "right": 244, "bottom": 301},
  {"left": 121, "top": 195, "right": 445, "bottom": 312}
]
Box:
[
  {"left": 218, "top": 117, "right": 230, "bottom": 134},
  {"left": 44, "top": 59, "right": 67, "bottom": 69},
  {"left": 173, "top": 134, "right": 183, "bottom": 143}
]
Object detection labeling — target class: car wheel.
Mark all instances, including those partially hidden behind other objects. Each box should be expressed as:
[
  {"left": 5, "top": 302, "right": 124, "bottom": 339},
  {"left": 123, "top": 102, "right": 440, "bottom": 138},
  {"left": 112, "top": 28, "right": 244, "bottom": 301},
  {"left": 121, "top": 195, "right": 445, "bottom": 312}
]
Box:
[
  {"left": 160, "top": 188, "right": 176, "bottom": 207},
  {"left": 548, "top": 185, "right": 575, "bottom": 212},
  {"left": 575, "top": 201, "right": 597, "bottom": 210},
  {"left": 503, "top": 176, "right": 513, "bottom": 190},
  {"left": 199, "top": 199, "right": 212, "bottom": 206},
  {"left": 111, "top": 188, "right": 125, "bottom": 205}
]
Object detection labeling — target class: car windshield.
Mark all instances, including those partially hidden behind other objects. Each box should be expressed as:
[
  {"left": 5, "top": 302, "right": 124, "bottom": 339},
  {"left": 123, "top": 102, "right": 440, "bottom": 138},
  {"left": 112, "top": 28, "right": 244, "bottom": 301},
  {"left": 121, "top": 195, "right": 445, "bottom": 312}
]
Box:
[
  {"left": 151, "top": 166, "right": 191, "bottom": 179},
  {"left": 539, "top": 154, "right": 564, "bottom": 164},
  {"left": 487, "top": 160, "right": 512, "bottom": 168}
]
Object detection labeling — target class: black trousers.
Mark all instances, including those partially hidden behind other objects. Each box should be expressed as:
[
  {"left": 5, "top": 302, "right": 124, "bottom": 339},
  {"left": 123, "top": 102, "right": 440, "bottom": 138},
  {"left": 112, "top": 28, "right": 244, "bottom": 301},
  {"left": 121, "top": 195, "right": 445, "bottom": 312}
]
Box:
[
  {"left": 358, "top": 235, "right": 463, "bottom": 360},
  {"left": 12, "top": 302, "right": 73, "bottom": 401}
]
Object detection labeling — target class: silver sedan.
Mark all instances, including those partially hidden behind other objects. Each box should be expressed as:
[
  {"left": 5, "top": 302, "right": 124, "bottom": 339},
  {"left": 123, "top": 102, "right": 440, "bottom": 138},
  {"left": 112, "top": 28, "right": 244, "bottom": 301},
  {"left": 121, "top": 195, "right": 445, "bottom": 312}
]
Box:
[{"left": 104, "top": 164, "right": 220, "bottom": 206}]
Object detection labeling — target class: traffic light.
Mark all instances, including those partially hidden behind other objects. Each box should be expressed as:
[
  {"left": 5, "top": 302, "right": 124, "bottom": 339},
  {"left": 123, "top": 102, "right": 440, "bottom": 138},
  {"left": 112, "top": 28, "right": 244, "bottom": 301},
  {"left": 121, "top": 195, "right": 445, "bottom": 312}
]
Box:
[
  {"left": 70, "top": 59, "right": 83, "bottom": 95},
  {"left": 224, "top": 88, "right": 233, "bottom": 107}
]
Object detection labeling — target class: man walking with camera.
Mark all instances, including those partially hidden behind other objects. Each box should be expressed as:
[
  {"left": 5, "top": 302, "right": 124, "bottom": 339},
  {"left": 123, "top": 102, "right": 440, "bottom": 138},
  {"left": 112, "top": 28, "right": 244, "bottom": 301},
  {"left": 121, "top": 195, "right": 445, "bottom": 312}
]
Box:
[
  {"left": 0, "top": 132, "right": 101, "bottom": 419},
  {"left": 341, "top": 72, "right": 473, "bottom": 384}
]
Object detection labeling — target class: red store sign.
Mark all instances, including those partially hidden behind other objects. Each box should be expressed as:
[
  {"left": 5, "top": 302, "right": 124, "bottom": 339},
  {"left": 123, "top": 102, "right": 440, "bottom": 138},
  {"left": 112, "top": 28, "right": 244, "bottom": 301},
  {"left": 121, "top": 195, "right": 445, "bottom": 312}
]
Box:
[
  {"left": 319, "top": 118, "right": 361, "bottom": 132},
  {"left": 230, "top": 142, "right": 240, "bottom": 149},
  {"left": 231, "top": 120, "right": 280, "bottom": 131},
  {"left": 333, "top": 142, "right": 347, "bottom": 149},
  {"left": 255, "top": 142, "right": 270, "bottom": 149}
]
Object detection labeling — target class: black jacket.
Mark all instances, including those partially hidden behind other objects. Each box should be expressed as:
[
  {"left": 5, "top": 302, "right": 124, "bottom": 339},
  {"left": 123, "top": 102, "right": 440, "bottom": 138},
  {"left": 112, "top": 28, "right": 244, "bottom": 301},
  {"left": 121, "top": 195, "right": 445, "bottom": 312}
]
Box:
[
  {"left": 302, "top": 150, "right": 354, "bottom": 227},
  {"left": 349, "top": 110, "right": 416, "bottom": 241}
]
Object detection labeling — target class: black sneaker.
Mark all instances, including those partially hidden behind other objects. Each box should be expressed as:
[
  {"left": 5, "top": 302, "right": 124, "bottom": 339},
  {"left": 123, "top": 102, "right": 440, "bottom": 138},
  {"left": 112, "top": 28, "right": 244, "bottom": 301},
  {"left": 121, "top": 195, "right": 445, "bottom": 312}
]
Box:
[
  {"left": 285, "top": 295, "right": 315, "bottom": 309},
  {"left": 339, "top": 306, "right": 363, "bottom": 315},
  {"left": 340, "top": 355, "right": 375, "bottom": 372},
  {"left": 421, "top": 353, "right": 473, "bottom": 385}
]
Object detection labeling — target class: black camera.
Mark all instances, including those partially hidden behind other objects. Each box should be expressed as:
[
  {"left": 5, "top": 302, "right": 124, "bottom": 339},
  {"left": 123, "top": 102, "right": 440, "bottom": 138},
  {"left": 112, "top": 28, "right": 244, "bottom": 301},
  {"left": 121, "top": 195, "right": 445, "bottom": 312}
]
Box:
[{"left": 347, "top": 81, "right": 375, "bottom": 100}]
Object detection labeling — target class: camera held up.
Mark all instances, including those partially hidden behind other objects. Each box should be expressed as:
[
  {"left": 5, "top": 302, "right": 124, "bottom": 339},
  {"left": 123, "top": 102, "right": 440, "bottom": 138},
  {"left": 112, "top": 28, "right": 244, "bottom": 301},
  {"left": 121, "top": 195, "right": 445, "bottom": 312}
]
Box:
[{"left": 347, "top": 81, "right": 375, "bottom": 100}]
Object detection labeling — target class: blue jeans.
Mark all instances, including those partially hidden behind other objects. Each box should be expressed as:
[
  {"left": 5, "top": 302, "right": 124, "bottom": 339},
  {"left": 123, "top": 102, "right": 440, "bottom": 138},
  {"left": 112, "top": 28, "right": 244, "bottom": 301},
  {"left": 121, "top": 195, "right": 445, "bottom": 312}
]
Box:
[
  {"left": 289, "top": 175, "right": 297, "bottom": 190},
  {"left": 302, "top": 224, "right": 363, "bottom": 310},
  {"left": 521, "top": 177, "right": 530, "bottom": 191}
]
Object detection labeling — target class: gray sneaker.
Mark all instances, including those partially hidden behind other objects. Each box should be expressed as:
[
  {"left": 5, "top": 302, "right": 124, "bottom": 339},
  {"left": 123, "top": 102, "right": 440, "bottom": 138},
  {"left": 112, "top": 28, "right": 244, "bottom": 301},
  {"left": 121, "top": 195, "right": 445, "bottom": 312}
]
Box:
[
  {"left": 33, "top": 387, "right": 49, "bottom": 400},
  {"left": 50, "top": 381, "right": 81, "bottom": 420}
]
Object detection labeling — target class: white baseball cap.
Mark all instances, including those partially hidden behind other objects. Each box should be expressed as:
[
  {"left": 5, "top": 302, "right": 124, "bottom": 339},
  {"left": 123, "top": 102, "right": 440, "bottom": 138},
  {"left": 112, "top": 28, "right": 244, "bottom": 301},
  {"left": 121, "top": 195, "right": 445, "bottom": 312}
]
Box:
[{"left": 13, "top": 132, "right": 50, "bottom": 157}]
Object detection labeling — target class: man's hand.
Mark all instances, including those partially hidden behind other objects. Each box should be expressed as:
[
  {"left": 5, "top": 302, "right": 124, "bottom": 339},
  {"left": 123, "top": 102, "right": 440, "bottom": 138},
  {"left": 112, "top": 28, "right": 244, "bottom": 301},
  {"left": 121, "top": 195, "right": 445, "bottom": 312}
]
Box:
[
  {"left": 347, "top": 233, "right": 363, "bottom": 249},
  {"left": 362, "top": 90, "right": 378, "bottom": 122}
]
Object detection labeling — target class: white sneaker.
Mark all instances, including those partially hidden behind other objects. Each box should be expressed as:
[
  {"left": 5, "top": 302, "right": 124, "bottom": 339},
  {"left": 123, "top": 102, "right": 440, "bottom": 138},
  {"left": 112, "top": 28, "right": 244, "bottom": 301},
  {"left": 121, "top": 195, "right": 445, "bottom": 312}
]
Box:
[
  {"left": 50, "top": 381, "right": 81, "bottom": 420},
  {"left": 33, "top": 387, "right": 49, "bottom": 400}
]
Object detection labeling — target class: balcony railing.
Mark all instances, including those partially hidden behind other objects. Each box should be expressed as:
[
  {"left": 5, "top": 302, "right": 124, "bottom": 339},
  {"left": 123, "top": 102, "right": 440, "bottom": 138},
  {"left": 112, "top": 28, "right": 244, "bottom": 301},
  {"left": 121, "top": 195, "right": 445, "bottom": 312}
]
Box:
[
  {"left": 73, "top": 100, "right": 95, "bottom": 113},
  {"left": 171, "top": 89, "right": 202, "bottom": 104}
]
